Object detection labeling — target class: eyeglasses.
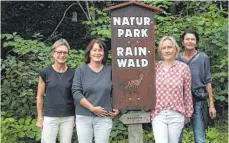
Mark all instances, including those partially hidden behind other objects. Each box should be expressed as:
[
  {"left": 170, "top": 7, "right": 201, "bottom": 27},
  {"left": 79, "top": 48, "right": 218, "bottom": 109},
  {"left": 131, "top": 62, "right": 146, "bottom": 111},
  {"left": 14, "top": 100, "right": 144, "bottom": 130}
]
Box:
[{"left": 54, "top": 51, "right": 69, "bottom": 56}]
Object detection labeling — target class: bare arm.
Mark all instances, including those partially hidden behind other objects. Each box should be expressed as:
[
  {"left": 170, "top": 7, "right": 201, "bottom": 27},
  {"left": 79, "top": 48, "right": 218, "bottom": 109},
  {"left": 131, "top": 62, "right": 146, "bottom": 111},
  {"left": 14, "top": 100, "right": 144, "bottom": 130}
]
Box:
[
  {"left": 206, "top": 83, "right": 214, "bottom": 107},
  {"left": 206, "top": 83, "right": 216, "bottom": 119},
  {"left": 36, "top": 77, "right": 45, "bottom": 131}
]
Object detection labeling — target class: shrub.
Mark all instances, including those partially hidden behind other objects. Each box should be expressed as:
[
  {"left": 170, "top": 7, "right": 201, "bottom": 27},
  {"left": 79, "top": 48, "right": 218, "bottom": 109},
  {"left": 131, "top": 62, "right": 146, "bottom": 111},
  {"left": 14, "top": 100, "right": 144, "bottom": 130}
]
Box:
[
  {"left": 1, "top": 112, "right": 40, "bottom": 143},
  {"left": 1, "top": 34, "right": 84, "bottom": 119}
]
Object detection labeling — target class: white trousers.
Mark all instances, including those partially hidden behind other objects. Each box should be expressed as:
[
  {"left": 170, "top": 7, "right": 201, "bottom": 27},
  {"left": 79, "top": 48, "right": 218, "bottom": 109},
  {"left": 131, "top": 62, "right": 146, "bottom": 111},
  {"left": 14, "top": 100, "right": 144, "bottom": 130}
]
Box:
[
  {"left": 152, "top": 109, "right": 184, "bottom": 143},
  {"left": 76, "top": 115, "right": 112, "bottom": 143},
  {"left": 41, "top": 116, "right": 74, "bottom": 143}
]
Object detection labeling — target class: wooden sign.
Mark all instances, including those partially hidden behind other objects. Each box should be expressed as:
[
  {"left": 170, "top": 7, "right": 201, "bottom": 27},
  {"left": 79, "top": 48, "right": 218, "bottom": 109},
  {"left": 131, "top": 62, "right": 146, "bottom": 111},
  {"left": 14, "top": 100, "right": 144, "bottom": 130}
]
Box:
[
  {"left": 119, "top": 112, "right": 150, "bottom": 124},
  {"left": 104, "top": 2, "right": 163, "bottom": 110}
]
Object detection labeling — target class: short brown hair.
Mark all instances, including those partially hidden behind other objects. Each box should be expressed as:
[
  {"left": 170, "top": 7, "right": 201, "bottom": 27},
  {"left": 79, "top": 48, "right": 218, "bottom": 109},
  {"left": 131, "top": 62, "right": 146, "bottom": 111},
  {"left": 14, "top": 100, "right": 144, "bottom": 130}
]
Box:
[{"left": 84, "top": 39, "right": 108, "bottom": 65}]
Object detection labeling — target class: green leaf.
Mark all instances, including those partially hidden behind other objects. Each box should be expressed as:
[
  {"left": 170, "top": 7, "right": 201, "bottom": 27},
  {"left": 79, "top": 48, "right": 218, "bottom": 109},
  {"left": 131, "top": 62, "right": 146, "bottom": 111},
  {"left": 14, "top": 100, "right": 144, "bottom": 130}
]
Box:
[
  {"left": 18, "top": 118, "right": 25, "bottom": 124},
  {"left": 18, "top": 131, "right": 25, "bottom": 138},
  {"left": 110, "top": 131, "right": 118, "bottom": 137},
  {"left": 26, "top": 131, "right": 35, "bottom": 138},
  {"left": 8, "top": 118, "right": 15, "bottom": 122},
  {"left": 91, "top": 31, "right": 96, "bottom": 35},
  {"left": 25, "top": 118, "right": 32, "bottom": 125}
]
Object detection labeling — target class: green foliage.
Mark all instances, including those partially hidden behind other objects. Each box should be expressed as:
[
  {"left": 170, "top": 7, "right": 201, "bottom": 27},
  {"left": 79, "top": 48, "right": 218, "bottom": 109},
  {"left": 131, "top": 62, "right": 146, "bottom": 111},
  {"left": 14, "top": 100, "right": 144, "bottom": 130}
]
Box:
[
  {"left": 82, "top": 7, "right": 111, "bottom": 41},
  {"left": 82, "top": 2, "right": 228, "bottom": 103},
  {"left": 110, "top": 115, "right": 128, "bottom": 143},
  {"left": 206, "top": 118, "right": 228, "bottom": 143},
  {"left": 1, "top": 112, "right": 40, "bottom": 143},
  {"left": 180, "top": 126, "right": 194, "bottom": 143},
  {"left": 144, "top": 0, "right": 173, "bottom": 9},
  {"left": 67, "top": 49, "right": 85, "bottom": 69},
  {"left": 81, "top": 2, "right": 228, "bottom": 142},
  {"left": 1, "top": 33, "right": 85, "bottom": 142},
  {"left": 143, "top": 130, "right": 154, "bottom": 142},
  {"left": 155, "top": 4, "right": 228, "bottom": 103},
  {"left": 1, "top": 1, "right": 228, "bottom": 142},
  {"left": 1, "top": 34, "right": 52, "bottom": 118},
  {"left": 1, "top": 34, "right": 84, "bottom": 119},
  {"left": 109, "top": 116, "right": 228, "bottom": 143},
  {"left": 181, "top": 117, "right": 228, "bottom": 143}
]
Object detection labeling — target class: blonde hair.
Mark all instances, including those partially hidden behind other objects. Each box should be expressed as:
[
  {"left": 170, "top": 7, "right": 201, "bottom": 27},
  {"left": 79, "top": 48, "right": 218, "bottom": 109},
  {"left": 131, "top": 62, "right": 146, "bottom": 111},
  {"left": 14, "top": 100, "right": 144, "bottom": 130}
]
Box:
[
  {"left": 158, "top": 36, "right": 180, "bottom": 58},
  {"left": 52, "top": 39, "right": 70, "bottom": 52}
]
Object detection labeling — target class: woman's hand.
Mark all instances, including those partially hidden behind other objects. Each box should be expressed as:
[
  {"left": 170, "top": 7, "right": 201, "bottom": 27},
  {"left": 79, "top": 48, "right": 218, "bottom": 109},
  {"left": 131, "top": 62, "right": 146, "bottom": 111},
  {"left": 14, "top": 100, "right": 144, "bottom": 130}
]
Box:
[
  {"left": 209, "top": 107, "right": 216, "bottom": 119},
  {"left": 91, "top": 106, "right": 108, "bottom": 117},
  {"left": 108, "top": 109, "right": 120, "bottom": 119},
  {"left": 36, "top": 119, "right": 43, "bottom": 131},
  {"left": 73, "top": 120, "right": 76, "bottom": 132},
  {"left": 184, "top": 117, "right": 191, "bottom": 124}
]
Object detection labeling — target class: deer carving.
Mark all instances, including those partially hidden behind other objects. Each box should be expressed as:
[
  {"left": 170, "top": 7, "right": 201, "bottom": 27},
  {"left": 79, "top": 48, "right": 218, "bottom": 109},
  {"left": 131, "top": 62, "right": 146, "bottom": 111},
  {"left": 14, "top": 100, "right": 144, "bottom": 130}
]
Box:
[{"left": 124, "top": 72, "right": 144, "bottom": 94}]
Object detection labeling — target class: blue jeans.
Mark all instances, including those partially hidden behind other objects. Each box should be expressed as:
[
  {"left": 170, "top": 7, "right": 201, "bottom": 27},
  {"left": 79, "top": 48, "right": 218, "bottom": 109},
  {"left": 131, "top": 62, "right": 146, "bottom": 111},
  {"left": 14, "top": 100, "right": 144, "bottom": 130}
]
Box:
[
  {"left": 76, "top": 115, "right": 112, "bottom": 143},
  {"left": 179, "top": 101, "right": 206, "bottom": 143},
  {"left": 193, "top": 101, "right": 206, "bottom": 143}
]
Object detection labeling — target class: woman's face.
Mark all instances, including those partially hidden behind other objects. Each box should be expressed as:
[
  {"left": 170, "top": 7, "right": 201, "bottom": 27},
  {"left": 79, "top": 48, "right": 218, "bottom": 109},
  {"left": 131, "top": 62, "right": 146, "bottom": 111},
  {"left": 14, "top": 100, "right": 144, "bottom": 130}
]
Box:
[
  {"left": 89, "top": 43, "right": 104, "bottom": 64},
  {"left": 161, "top": 39, "right": 177, "bottom": 61},
  {"left": 52, "top": 45, "right": 69, "bottom": 64},
  {"left": 183, "top": 33, "right": 197, "bottom": 50}
]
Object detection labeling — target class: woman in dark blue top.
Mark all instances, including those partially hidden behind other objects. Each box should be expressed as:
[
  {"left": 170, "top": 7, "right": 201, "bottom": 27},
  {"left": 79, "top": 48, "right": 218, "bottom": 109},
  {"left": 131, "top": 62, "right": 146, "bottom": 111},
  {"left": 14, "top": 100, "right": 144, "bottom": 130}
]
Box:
[
  {"left": 36, "top": 39, "right": 75, "bottom": 143},
  {"left": 177, "top": 29, "right": 216, "bottom": 143}
]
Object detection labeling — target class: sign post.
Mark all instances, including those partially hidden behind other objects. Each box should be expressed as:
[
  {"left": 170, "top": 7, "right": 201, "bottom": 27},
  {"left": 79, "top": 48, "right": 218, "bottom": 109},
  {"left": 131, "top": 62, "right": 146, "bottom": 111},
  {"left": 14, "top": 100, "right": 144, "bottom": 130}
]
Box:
[
  {"left": 120, "top": 111, "right": 150, "bottom": 143},
  {"left": 104, "top": 2, "right": 163, "bottom": 143}
]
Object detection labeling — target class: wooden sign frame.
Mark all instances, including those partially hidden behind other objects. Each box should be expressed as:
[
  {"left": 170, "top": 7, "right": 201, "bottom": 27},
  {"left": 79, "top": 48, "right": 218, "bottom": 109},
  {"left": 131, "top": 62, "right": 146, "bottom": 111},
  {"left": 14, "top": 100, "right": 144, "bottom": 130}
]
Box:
[{"left": 105, "top": 2, "right": 162, "bottom": 110}]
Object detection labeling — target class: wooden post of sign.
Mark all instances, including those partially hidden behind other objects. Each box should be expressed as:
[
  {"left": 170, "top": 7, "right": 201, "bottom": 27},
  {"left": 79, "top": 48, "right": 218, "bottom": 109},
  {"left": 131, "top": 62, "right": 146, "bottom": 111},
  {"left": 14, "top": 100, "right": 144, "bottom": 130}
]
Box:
[
  {"left": 120, "top": 111, "right": 151, "bottom": 143},
  {"left": 104, "top": 1, "right": 163, "bottom": 143},
  {"left": 129, "top": 123, "right": 143, "bottom": 143}
]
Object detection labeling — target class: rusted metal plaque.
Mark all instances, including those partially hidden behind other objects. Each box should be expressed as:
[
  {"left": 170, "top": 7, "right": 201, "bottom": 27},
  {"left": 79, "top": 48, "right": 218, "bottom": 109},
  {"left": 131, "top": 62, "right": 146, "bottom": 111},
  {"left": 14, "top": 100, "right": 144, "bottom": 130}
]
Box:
[{"left": 109, "top": 4, "right": 157, "bottom": 110}]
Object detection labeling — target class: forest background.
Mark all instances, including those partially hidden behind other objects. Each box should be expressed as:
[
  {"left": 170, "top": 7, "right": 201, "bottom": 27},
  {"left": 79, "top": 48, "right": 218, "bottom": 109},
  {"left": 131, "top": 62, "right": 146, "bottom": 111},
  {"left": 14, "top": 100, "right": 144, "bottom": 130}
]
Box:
[{"left": 1, "top": 1, "right": 228, "bottom": 143}]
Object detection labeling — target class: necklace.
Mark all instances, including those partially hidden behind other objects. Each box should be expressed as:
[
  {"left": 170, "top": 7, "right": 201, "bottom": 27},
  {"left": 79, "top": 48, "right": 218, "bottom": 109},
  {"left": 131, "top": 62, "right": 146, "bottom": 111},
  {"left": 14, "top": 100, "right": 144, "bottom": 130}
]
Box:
[
  {"left": 52, "top": 65, "right": 67, "bottom": 80},
  {"left": 57, "top": 72, "right": 65, "bottom": 80}
]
